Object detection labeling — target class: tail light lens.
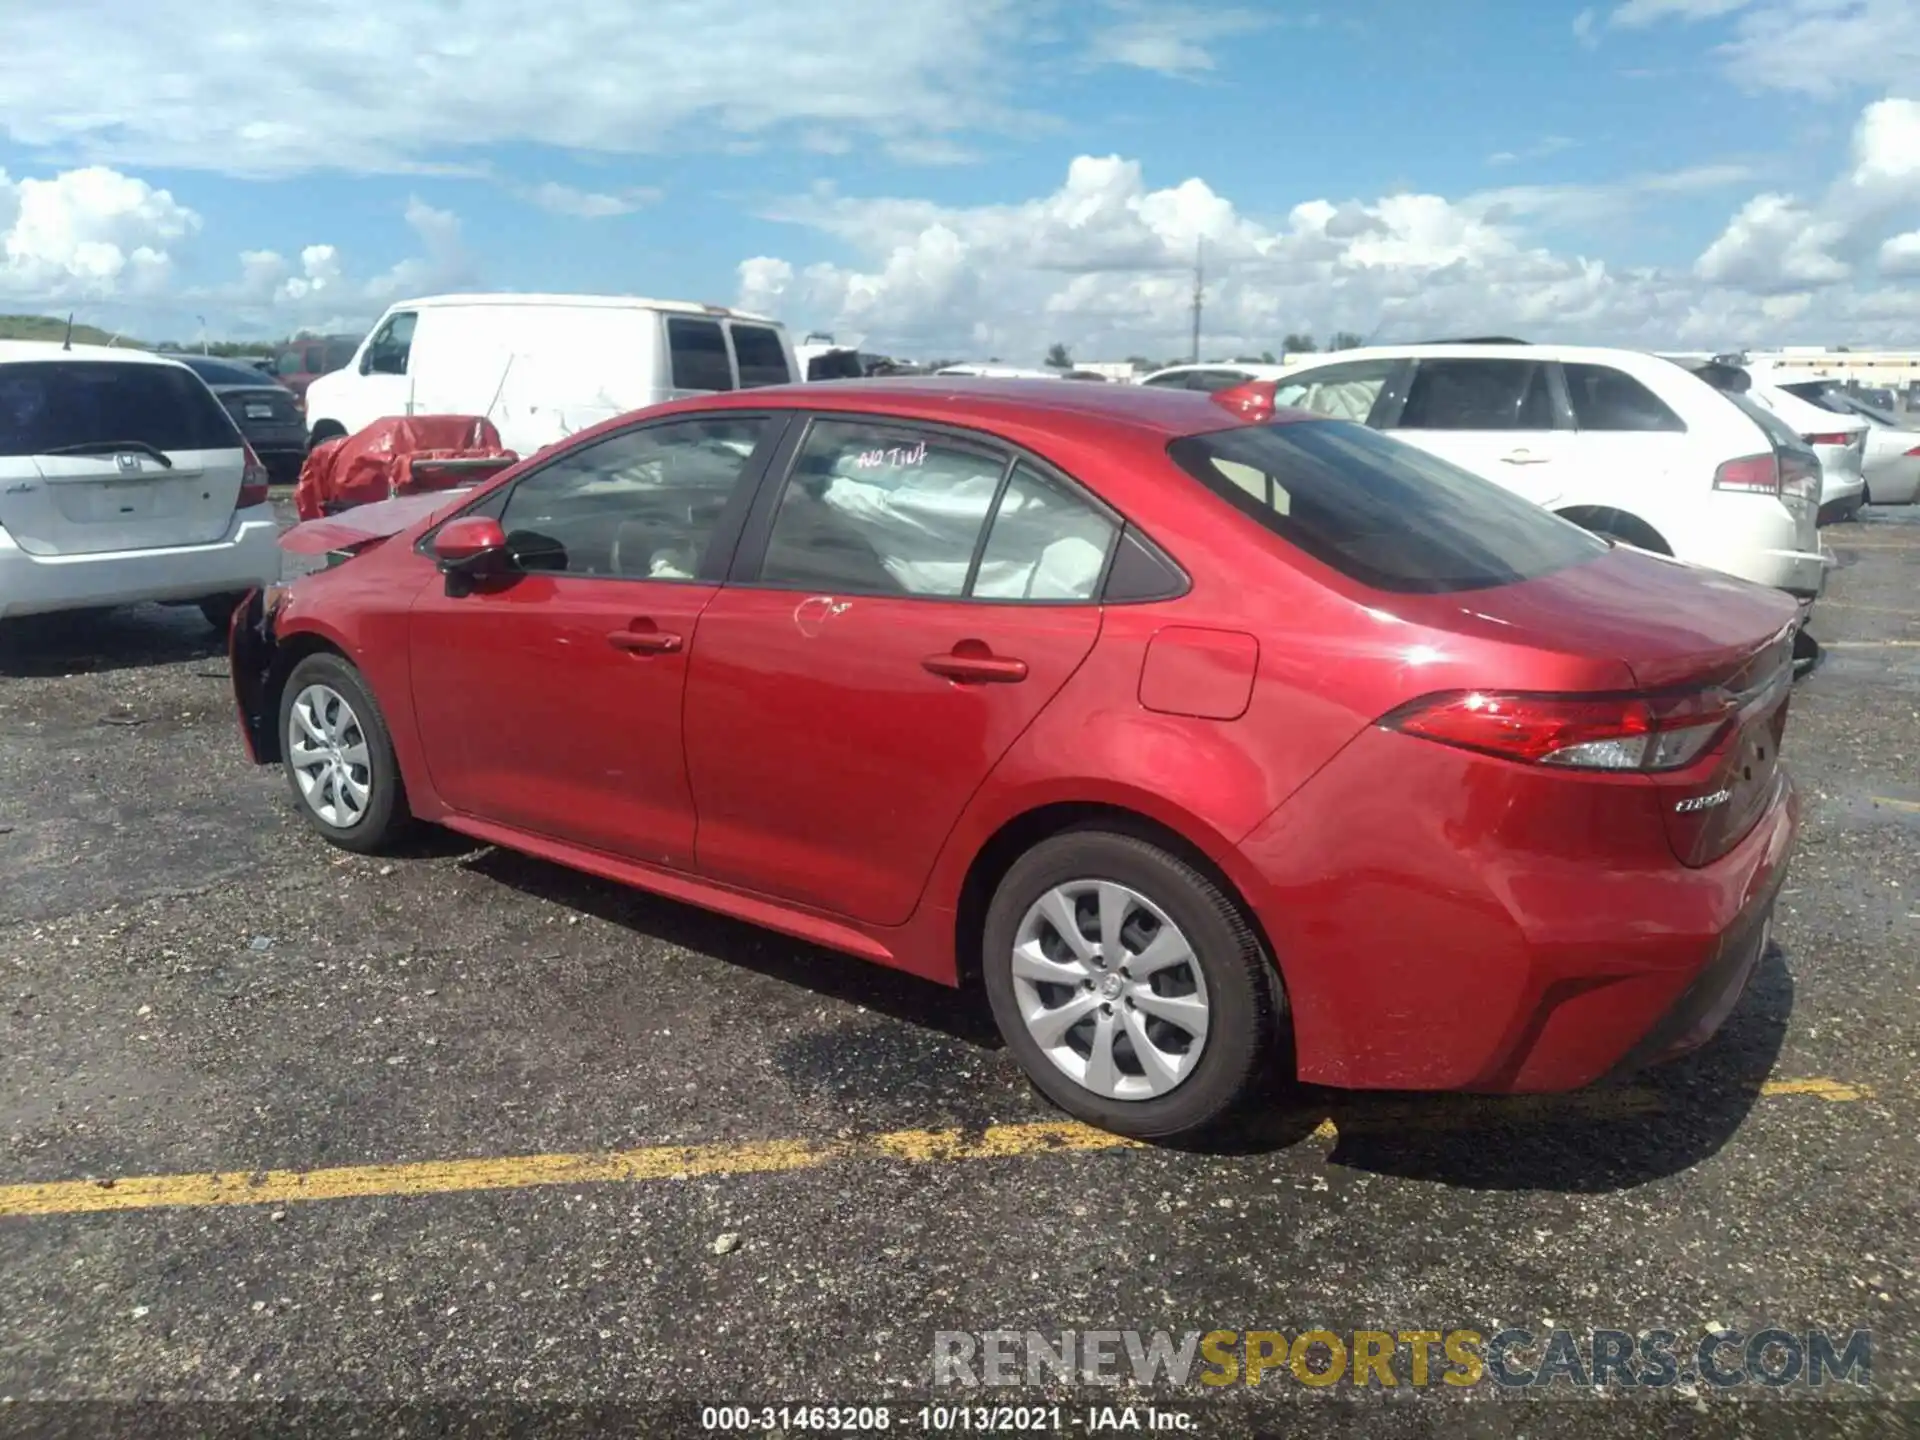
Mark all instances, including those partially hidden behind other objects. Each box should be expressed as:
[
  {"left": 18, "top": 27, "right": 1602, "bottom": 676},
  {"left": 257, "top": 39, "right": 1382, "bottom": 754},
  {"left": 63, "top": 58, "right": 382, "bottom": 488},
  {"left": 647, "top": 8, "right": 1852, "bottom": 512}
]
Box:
[
  {"left": 1383, "top": 688, "right": 1738, "bottom": 772},
  {"left": 1904, "top": 445, "right": 1920, "bottom": 458},
  {"left": 238, "top": 441, "right": 271, "bottom": 508},
  {"left": 1802, "top": 432, "right": 1854, "bottom": 448},
  {"left": 1210, "top": 380, "right": 1279, "bottom": 421},
  {"left": 1712, "top": 453, "right": 1781, "bottom": 496},
  {"left": 1778, "top": 451, "right": 1821, "bottom": 505}
]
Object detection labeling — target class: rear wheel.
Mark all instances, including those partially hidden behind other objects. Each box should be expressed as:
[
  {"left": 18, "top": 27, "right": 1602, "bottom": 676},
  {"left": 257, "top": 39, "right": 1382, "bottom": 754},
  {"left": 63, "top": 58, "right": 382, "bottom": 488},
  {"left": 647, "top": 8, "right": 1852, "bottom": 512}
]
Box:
[
  {"left": 307, "top": 421, "right": 346, "bottom": 451},
  {"left": 278, "top": 653, "right": 410, "bottom": 853},
  {"left": 982, "top": 830, "right": 1284, "bottom": 1139}
]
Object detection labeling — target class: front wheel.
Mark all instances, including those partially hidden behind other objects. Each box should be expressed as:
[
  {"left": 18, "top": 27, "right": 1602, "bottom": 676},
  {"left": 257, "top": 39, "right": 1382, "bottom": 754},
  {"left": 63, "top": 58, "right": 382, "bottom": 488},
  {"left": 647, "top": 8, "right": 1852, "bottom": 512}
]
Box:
[
  {"left": 277, "top": 653, "right": 411, "bottom": 853},
  {"left": 982, "top": 830, "right": 1284, "bottom": 1140}
]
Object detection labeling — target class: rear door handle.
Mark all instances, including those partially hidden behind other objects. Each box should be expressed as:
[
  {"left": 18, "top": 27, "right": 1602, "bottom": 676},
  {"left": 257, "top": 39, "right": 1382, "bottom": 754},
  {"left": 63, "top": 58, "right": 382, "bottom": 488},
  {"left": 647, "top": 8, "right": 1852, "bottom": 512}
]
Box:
[
  {"left": 1501, "top": 449, "right": 1550, "bottom": 465},
  {"left": 923, "top": 651, "right": 1028, "bottom": 683},
  {"left": 607, "top": 627, "right": 683, "bottom": 655}
]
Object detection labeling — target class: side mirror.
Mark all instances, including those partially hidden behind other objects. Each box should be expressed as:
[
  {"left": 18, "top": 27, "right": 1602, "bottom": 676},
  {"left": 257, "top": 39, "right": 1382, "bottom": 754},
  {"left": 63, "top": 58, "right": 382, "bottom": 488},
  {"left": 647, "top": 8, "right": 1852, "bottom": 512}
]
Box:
[{"left": 432, "top": 516, "right": 508, "bottom": 571}]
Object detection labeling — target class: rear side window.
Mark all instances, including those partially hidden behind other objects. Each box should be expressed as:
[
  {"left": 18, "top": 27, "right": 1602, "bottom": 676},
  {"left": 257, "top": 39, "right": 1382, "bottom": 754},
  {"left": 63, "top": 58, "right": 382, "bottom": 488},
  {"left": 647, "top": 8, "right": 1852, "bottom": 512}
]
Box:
[
  {"left": 730, "top": 325, "right": 792, "bottom": 387},
  {"left": 1563, "top": 364, "right": 1685, "bottom": 432},
  {"left": 667, "top": 318, "right": 735, "bottom": 392},
  {"left": 1167, "top": 420, "right": 1606, "bottom": 594},
  {"left": 0, "top": 362, "right": 240, "bottom": 458},
  {"left": 1398, "top": 359, "right": 1555, "bottom": 430}
]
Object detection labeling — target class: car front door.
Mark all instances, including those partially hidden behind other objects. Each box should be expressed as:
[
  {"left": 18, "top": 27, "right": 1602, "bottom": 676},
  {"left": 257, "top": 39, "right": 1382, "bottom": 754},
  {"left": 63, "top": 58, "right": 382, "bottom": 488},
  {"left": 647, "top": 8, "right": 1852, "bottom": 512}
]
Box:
[
  {"left": 1382, "top": 356, "right": 1569, "bottom": 506},
  {"left": 681, "top": 417, "right": 1119, "bottom": 926},
  {"left": 348, "top": 310, "right": 419, "bottom": 430},
  {"left": 408, "top": 414, "right": 781, "bottom": 867}
]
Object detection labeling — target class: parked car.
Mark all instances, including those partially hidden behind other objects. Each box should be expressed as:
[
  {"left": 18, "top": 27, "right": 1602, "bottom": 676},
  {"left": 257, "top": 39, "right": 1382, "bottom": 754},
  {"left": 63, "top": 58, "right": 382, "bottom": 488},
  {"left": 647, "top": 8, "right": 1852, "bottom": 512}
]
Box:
[
  {"left": 1138, "top": 363, "right": 1298, "bottom": 393},
  {"left": 0, "top": 343, "right": 278, "bottom": 628},
  {"left": 932, "top": 364, "right": 1062, "bottom": 379},
  {"left": 1713, "top": 365, "right": 1867, "bottom": 524},
  {"left": 269, "top": 335, "right": 362, "bottom": 406},
  {"left": 230, "top": 378, "right": 1801, "bottom": 1139},
  {"left": 305, "top": 295, "right": 800, "bottom": 460},
  {"left": 1264, "top": 343, "right": 1827, "bottom": 623},
  {"left": 1779, "top": 384, "right": 1920, "bottom": 506},
  {"left": 164, "top": 353, "right": 309, "bottom": 485}
]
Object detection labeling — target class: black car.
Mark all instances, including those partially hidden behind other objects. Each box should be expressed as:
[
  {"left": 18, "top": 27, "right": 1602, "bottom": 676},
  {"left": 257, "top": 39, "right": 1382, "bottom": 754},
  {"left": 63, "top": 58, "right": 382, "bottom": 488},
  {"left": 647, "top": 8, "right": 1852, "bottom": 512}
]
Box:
[{"left": 163, "top": 354, "right": 307, "bottom": 484}]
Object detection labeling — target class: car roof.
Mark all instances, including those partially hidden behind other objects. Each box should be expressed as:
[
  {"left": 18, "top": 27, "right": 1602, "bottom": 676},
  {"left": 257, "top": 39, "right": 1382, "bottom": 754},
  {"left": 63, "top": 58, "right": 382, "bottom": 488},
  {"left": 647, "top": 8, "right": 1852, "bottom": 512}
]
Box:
[
  {"left": 692, "top": 375, "right": 1299, "bottom": 441},
  {"left": 1144, "top": 363, "right": 1295, "bottom": 379},
  {"left": 393, "top": 292, "right": 783, "bottom": 325},
  {"left": 0, "top": 341, "right": 187, "bottom": 368}
]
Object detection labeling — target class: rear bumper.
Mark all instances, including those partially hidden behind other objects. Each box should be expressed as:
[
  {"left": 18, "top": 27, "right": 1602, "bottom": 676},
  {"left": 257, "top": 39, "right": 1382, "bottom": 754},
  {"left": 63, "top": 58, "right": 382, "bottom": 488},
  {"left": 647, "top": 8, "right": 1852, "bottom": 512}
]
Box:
[
  {"left": 0, "top": 506, "right": 281, "bottom": 619},
  {"left": 1237, "top": 730, "right": 1801, "bottom": 1093}
]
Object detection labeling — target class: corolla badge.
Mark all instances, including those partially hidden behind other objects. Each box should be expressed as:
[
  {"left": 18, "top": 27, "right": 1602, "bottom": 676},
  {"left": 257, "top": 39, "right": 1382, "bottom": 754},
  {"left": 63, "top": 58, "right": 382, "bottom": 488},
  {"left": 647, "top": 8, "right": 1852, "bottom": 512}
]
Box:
[{"left": 1674, "top": 788, "right": 1734, "bottom": 814}]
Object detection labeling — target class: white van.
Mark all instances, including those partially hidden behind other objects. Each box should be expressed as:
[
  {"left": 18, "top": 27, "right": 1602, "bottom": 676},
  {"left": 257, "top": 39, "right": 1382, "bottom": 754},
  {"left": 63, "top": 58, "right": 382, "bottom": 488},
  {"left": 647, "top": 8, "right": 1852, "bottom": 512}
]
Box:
[{"left": 303, "top": 294, "right": 802, "bottom": 457}]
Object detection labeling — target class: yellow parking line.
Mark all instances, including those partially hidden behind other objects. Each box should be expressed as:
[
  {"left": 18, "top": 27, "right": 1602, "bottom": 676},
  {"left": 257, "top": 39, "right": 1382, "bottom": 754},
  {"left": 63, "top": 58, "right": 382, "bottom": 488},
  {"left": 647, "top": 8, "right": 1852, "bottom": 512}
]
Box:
[{"left": 0, "top": 1080, "right": 1870, "bottom": 1220}]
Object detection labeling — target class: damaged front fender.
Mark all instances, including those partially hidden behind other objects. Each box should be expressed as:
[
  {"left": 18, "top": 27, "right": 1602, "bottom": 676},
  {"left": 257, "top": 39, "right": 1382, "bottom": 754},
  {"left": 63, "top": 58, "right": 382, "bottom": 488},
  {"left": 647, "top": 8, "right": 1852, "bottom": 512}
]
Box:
[{"left": 230, "top": 585, "right": 286, "bottom": 764}]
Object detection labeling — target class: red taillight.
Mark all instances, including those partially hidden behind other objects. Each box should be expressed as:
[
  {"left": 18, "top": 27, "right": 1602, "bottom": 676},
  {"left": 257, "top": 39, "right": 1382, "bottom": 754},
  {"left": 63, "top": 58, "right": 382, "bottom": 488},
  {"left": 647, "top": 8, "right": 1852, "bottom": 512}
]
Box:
[
  {"left": 1382, "top": 688, "right": 1738, "bottom": 772},
  {"left": 1210, "top": 380, "right": 1278, "bottom": 421},
  {"left": 1802, "top": 432, "right": 1853, "bottom": 448},
  {"left": 238, "top": 441, "right": 271, "bottom": 508},
  {"left": 1905, "top": 445, "right": 1920, "bottom": 458},
  {"left": 1712, "top": 453, "right": 1781, "bottom": 496}
]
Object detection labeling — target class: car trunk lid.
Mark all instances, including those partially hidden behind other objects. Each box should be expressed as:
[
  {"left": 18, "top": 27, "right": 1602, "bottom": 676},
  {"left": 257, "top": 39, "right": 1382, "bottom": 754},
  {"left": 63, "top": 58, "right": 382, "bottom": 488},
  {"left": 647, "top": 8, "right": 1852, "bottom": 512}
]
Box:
[
  {"left": 1383, "top": 545, "right": 1800, "bottom": 867},
  {"left": 0, "top": 359, "right": 247, "bottom": 556}
]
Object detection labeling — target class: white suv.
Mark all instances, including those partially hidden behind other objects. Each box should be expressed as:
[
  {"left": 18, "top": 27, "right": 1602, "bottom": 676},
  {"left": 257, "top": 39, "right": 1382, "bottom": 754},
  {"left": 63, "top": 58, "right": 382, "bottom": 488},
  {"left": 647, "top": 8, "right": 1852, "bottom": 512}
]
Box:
[
  {"left": 1256, "top": 342, "right": 1827, "bottom": 615},
  {"left": 0, "top": 343, "right": 280, "bottom": 628}
]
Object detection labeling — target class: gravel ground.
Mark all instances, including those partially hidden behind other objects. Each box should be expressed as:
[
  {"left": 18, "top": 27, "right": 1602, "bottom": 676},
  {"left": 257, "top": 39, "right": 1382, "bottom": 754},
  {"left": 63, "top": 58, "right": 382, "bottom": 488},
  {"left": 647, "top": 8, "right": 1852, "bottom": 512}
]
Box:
[{"left": 0, "top": 503, "right": 1915, "bottom": 1438}]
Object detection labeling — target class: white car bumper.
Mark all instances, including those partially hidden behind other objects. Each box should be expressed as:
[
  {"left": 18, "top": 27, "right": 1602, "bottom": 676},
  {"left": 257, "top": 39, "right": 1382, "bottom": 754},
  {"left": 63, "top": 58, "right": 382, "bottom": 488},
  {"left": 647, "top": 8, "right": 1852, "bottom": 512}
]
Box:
[
  {"left": 0, "top": 506, "right": 281, "bottom": 620},
  {"left": 1677, "top": 501, "right": 1827, "bottom": 605}
]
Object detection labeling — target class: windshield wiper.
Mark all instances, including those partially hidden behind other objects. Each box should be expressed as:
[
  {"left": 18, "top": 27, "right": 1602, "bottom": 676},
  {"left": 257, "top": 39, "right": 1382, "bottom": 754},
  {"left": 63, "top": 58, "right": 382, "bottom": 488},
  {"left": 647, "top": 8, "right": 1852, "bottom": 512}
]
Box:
[{"left": 38, "top": 440, "right": 174, "bottom": 468}]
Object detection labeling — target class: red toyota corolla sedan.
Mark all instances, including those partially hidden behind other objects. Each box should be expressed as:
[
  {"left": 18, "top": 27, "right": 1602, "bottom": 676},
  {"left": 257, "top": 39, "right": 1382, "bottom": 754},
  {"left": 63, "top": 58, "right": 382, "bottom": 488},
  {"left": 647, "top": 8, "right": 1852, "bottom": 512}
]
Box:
[{"left": 230, "top": 378, "right": 1801, "bottom": 1139}]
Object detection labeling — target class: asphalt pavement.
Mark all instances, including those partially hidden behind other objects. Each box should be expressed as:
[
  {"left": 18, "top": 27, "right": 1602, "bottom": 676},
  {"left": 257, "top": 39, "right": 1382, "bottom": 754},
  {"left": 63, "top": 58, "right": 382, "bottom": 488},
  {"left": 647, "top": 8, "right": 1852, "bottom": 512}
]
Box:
[{"left": 0, "top": 504, "right": 1915, "bottom": 1438}]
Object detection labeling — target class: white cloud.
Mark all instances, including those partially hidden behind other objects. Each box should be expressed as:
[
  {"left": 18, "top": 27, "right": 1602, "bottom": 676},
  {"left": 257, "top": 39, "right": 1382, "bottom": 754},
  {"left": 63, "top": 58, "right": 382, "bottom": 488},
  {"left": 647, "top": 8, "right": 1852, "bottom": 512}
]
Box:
[
  {"left": 1604, "top": 0, "right": 1920, "bottom": 98},
  {"left": 1880, "top": 230, "right": 1920, "bottom": 276},
  {"left": 736, "top": 116, "right": 1920, "bottom": 362},
  {"left": 0, "top": 165, "right": 198, "bottom": 300},
  {"left": 521, "top": 181, "right": 662, "bottom": 218},
  {"left": 0, "top": 0, "right": 1033, "bottom": 176},
  {"left": 1573, "top": 8, "right": 1600, "bottom": 46},
  {"left": 1084, "top": 3, "right": 1272, "bottom": 77}
]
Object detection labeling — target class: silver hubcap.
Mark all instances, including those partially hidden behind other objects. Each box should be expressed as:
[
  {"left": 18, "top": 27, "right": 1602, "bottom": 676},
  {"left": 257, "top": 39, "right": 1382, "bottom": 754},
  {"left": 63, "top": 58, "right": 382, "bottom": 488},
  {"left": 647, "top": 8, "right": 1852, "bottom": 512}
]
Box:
[
  {"left": 1011, "top": 880, "right": 1210, "bottom": 1101},
  {"left": 288, "top": 684, "right": 372, "bottom": 829}
]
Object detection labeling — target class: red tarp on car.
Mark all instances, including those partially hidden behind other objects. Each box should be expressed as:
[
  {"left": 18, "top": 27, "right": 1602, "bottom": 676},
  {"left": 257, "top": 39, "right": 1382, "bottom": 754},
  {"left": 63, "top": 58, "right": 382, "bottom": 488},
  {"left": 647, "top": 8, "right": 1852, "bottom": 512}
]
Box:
[{"left": 293, "top": 415, "right": 518, "bottom": 521}]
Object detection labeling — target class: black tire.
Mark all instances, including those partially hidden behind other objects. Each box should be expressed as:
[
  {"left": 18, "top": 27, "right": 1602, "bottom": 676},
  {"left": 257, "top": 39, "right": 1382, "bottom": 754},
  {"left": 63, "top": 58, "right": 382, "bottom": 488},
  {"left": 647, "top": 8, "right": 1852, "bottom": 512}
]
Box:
[
  {"left": 307, "top": 421, "right": 346, "bottom": 452},
  {"left": 277, "top": 652, "right": 411, "bottom": 853},
  {"left": 982, "top": 830, "right": 1284, "bottom": 1140},
  {"left": 199, "top": 593, "right": 249, "bottom": 633}
]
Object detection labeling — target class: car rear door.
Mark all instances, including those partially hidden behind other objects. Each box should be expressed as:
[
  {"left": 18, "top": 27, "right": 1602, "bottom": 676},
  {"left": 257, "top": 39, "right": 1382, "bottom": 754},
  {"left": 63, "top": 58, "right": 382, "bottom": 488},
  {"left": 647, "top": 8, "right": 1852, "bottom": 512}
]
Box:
[
  {"left": 0, "top": 360, "right": 245, "bottom": 555},
  {"left": 1381, "top": 356, "right": 1569, "bottom": 507},
  {"left": 681, "top": 416, "right": 1118, "bottom": 926},
  {"left": 1552, "top": 360, "right": 1693, "bottom": 525},
  {"left": 407, "top": 413, "right": 783, "bottom": 867}
]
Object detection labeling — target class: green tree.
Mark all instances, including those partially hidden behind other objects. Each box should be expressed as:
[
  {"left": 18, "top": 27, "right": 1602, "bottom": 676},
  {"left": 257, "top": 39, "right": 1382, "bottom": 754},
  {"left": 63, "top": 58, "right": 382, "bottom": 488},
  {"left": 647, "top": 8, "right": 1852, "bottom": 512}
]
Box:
[
  {"left": 1282, "top": 333, "right": 1317, "bottom": 354},
  {"left": 1045, "top": 341, "right": 1073, "bottom": 369},
  {"left": 1327, "top": 331, "right": 1367, "bottom": 351}
]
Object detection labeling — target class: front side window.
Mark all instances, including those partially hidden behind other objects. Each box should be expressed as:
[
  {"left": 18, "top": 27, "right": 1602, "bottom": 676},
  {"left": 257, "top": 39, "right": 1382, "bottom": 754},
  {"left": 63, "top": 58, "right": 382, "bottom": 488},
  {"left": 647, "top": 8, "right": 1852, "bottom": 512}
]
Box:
[
  {"left": 497, "top": 417, "right": 769, "bottom": 579},
  {"left": 667, "top": 317, "right": 735, "bottom": 392},
  {"left": 362, "top": 312, "right": 417, "bottom": 376},
  {"left": 1563, "top": 363, "right": 1686, "bottom": 432},
  {"left": 759, "top": 421, "right": 1007, "bottom": 597},
  {"left": 1167, "top": 419, "right": 1605, "bottom": 594},
  {"left": 1397, "top": 358, "right": 1554, "bottom": 430},
  {"left": 0, "top": 362, "right": 240, "bottom": 457},
  {"left": 729, "top": 325, "right": 792, "bottom": 388},
  {"left": 1271, "top": 360, "right": 1398, "bottom": 423}
]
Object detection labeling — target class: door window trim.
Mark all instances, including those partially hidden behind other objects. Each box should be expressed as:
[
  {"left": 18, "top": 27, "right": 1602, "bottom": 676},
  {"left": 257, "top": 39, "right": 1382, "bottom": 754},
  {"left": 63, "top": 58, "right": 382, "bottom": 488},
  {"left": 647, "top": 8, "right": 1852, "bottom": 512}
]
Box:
[
  {"left": 725, "top": 412, "right": 1134, "bottom": 607},
  {"left": 416, "top": 412, "right": 794, "bottom": 586}
]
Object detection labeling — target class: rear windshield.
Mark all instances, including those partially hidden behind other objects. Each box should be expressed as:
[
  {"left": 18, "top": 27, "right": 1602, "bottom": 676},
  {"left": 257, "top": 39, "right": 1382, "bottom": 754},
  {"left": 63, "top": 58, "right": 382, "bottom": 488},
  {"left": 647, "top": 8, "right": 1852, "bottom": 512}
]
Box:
[
  {"left": 1167, "top": 419, "right": 1606, "bottom": 594},
  {"left": 0, "top": 361, "right": 240, "bottom": 458},
  {"left": 177, "top": 355, "right": 278, "bottom": 387}
]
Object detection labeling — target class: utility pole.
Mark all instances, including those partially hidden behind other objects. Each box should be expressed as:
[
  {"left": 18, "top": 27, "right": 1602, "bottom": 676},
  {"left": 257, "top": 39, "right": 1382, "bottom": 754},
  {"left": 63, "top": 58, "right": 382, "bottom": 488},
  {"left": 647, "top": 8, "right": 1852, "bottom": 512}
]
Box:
[{"left": 1189, "top": 239, "right": 1204, "bottom": 365}]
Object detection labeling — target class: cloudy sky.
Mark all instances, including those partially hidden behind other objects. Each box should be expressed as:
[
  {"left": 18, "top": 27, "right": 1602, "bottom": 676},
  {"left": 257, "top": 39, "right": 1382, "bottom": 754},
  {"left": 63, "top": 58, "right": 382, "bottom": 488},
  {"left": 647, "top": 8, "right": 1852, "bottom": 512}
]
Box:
[{"left": 1, "top": 0, "right": 1917, "bottom": 360}]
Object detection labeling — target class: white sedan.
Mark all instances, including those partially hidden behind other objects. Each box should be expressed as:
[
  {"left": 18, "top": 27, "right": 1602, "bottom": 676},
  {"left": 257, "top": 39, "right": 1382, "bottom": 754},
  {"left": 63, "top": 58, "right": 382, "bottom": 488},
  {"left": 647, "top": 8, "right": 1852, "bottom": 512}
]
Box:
[{"left": 1781, "top": 385, "right": 1920, "bottom": 506}]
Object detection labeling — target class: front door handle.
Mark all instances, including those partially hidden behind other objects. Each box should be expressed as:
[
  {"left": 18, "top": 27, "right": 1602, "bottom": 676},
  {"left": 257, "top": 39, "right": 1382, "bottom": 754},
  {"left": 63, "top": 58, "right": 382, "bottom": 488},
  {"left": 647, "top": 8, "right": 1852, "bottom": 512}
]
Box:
[
  {"left": 923, "top": 650, "right": 1028, "bottom": 683},
  {"left": 607, "top": 627, "right": 683, "bottom": 655},
  {"left": 1501, "top": 449, "right": 1550, "bottom": 465}
]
